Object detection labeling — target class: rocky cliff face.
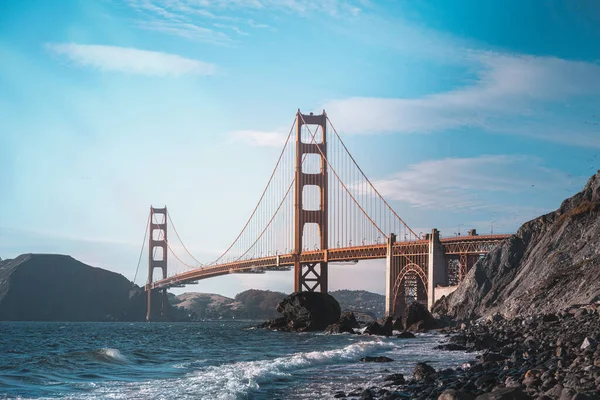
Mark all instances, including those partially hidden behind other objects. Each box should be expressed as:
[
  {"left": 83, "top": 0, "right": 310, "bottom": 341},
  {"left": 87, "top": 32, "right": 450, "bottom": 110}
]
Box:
[
  {"left": 0, "top": 254, "right": 168, "bottom": 321},
  {"left": 433, "top": 172, "right": 600, "bottom": 320}
]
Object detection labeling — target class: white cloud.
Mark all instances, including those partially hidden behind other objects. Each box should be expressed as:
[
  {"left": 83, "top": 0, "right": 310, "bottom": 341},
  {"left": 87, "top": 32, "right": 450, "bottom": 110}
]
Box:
[
  {"left": 46, "top": 43, "right": 217, "bottom": 76},
  {"left": 123, "top": 0, "right": 363, "bottom": 43},
  {"left": 371, "top": 155, "right": 581, "bottom": 210},
  {"left": 230, "top": 130, "right": 288, "bottom": 147},
  {"left": 324, "top": 53, "right": 600, "bottom": 147}
]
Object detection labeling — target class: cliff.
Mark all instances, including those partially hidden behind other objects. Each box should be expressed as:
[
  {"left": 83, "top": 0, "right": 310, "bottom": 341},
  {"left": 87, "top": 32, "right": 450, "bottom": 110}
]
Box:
[
  {"left": 433, "top": 171, "right": 600, "bottom": 320},
  {"left": 0, "top": 254, "right": 170, "bottom": 321}
]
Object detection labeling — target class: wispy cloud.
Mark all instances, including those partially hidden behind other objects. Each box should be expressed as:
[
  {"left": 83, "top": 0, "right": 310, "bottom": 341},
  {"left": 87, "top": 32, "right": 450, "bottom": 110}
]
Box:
[
  {"left": 230, "top": 130, "right": 288, "bottom": 147},
  {"left": 370, "top": 155, "right": 582, "bottom": 210},
  {"left": 46, "top": 43, "right": 217, "bottom": 76},
  {"left": 122, "top": 0, "right": 364, "bottom": 44},
  {"left": 324, "top": 53, "right": 600, "bottom": 147}
]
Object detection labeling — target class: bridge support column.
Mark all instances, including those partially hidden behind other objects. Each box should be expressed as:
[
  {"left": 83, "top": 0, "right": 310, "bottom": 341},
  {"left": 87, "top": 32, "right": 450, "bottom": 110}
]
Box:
[
  {"left": 385, "top": 233, "right": 397, "bottom": 317},
  {"left": 427, "top": 228, "right": 446, "bottom": 310},
  {"left": 146, "top": 206, "right": 168, "bottom": 321},
  {"left": 293, "top": 111, "right": 329, "bottom": 293}
]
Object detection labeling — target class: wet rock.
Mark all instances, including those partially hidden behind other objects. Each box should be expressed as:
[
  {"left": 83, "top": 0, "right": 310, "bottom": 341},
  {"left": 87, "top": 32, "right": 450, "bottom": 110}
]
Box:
[
  {"left": 360, "top": 389, "right": 375, "bottom": 400},
  {"left": 474, "top": 387, "right": 531, "bottom": 399},
  {"left": 360, "top": 356, "right": 394, "bottom": 362},
  {"left": 365, "top": 317, "right": 393, "bottom": 336},
  {"left": 413, "top": 362, "right": 437, "bottom": 382},
  {"left": 438, "top": 389, "right": 475, "bottom": 400},
  {"left": 397, "top": 331, "right": 416, "bottom": 339},
  {"left": 324, "top": 312, "right": 359, "bottom": 334},
  {"left": 333, "top": 391, "right": 347, "bottom": 398},
  {"left": 405, "top": 302, "right": 444, "bottom": 332},
  {"left": 474, "top": 374, "right": 497, "bottom": 389},
  {"left": 580, "top": 337, "right": 597, "bottom": 350},
  {"left": 436, "top": 343, "right": 468, "bottom": 351},
  {"left": 384, "top": 373, "right": 406, "bottom": 384},
  {"left": 268, "top": 291, "right": 341, "bottom": 332}
]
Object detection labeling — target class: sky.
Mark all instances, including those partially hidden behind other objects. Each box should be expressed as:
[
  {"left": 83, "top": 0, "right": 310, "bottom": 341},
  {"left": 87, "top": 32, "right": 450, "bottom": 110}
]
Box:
[{"left": 1, "top": 0, "right": 599, "bottom": 298}]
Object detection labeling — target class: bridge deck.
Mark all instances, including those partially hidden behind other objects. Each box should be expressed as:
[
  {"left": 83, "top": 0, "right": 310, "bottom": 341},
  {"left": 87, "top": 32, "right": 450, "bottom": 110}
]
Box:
[{"left": 147, "top": 234, "right": 511, "bottom": 290}]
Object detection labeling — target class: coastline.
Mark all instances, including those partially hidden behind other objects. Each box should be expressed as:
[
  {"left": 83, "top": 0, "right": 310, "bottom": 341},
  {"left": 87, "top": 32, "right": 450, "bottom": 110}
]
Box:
[{"left": 340, "top": 303, "right": 600, "bottom": 399}]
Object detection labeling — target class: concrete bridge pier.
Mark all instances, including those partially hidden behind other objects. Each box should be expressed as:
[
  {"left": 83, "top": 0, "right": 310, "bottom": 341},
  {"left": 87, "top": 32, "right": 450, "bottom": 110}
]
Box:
[
  {"left": 427, "top": 229, "right": 447, "bottom": 311},
  {"left": 384, "top": 233, "right": 397, "bottom": 317}
]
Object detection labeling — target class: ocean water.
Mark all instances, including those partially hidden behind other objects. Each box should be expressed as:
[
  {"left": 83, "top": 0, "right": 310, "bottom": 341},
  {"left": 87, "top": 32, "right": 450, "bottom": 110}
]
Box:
[{"left": 0, "top": 321, "right": 474, "bottom": 399}]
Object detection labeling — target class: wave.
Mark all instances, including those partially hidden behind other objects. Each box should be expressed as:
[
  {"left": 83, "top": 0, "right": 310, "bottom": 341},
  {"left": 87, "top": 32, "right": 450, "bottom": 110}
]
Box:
[
  {"left": 166, "top": 340, "right": 396, "bottom": 399},
  {"left": 79, "top": 339, "right": 396, "bottom": 400},
  {"left": 92, "top": 348, "right": 130, "bottom": 364}
]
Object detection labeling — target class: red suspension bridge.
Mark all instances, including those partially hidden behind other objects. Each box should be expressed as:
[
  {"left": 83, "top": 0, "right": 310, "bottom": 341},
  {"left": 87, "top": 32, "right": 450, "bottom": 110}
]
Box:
[{"left": 138, "top": 111, "right": 510, "bottom": 321}]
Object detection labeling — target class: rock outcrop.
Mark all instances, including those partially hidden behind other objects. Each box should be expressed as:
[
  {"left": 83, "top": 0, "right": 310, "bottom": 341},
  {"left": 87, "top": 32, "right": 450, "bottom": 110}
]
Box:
[
  {"left": 263, "top": 291, "right": 341, "bottom": 331},
  {"left": 0, "top": 254, "right": 174, "bottom": 321},
  {"left": 324, "top": 311, "right": 359, "bottom": 334},
  {"left": 404, "top": 301, "right": 444, "bottom": 331},
  {"left": 433, "top": 172, "right": 600, "bottom": 320}
]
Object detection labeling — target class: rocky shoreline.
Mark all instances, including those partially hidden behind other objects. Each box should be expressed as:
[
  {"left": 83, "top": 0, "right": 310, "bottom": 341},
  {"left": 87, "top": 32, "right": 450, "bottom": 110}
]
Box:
[{"left": 335, "top": 302, "right": 600, "bottom": 400}]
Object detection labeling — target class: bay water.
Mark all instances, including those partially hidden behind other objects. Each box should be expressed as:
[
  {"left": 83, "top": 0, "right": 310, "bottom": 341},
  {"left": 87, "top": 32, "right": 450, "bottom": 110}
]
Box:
[{"left": 0, "top": 321, "right": 473, "bottom": 399}]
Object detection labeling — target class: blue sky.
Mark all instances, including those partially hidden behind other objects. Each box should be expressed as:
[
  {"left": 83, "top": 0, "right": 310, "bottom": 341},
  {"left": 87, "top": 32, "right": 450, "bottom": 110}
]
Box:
[{"left": 1, "top": 0, "right": 599, "bottom": 297}]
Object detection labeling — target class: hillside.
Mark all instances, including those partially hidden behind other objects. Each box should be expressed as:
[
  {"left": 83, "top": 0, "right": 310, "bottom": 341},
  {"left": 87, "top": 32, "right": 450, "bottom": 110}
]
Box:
[
  {"left": 433, "top": 171, "right": 600, "bottom": 320},
  {"left": 0, "top": 254, "right": 179, "bottom": 321},
  {"left": 173, "top": 289, "right": 384, "bottom": 320}
]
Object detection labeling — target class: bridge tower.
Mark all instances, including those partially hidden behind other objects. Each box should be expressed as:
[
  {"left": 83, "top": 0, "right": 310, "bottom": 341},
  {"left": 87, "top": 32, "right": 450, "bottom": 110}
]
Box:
[
  {"left": 294, "top": 111, "right": 328, "bottom": 293},
  {"left": 146, "top": 206, "right": 168, "bottom": 321}
]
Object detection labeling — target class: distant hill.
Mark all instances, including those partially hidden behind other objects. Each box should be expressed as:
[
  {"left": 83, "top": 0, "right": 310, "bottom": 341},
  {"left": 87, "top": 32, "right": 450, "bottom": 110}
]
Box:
[
  {"left": 172, "top": 289, "right": 384, "bottom": 320},
  {"left": 0, "top": 254, "right": 179, "bottom": 321}
]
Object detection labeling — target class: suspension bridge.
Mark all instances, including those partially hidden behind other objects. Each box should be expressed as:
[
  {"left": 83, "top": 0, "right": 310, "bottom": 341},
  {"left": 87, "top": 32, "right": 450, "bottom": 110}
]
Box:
[{"left": 138, "top": 111, "right": 510, "bottom": 321}]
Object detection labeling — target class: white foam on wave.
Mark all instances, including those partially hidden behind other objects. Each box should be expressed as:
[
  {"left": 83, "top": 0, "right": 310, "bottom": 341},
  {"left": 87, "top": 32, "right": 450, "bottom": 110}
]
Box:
[
  {"left": 81, "top": 339, "right": 396, "bottom": 400},
  {"left": 97, "top": 348, "right": 129, "bottom": 364},
  {"left": 180, "top": 339, "right": 395, "bottom": 399}
]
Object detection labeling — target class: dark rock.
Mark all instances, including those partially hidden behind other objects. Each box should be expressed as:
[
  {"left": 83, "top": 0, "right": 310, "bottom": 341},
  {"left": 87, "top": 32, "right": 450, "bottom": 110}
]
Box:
[
  {"left": 324, "top": 311, "right": 359, "bottom": 334},
  {"left": 438, "top": 389, "right": 475, "bottom": 400},
  {"left": 436, "top": 343, "right": 467, "bottom": 351},
  {"left": 384, "top": 373, "right": 406, "bottom": 384},
  {"left": 360, "top": 389, "right": 375, "bottom": 400},
  {"left": 270, "top": 291, "right": 341, "bottom": 332},
  {"left": 542, "top": 314, "right": 559, "bottom": 322},
  {"left": 474, "top": 387, "right": 531, "bottom": 399},
  {"left": 392, "top": 317, "right": 404, "bottom": 331},
  {"left": 397, "top": 331, "right": 416, "bottom": 339},
  {"left": 474, "top": 374, "right": 497, "bottom": 389},
  {"left": 334, "top": 391, "right": 347, "bottom": 398},
  {"left": 340, "top": 311, "right": 360, "bottom": 328},
  {"left": 405, "top": 302, "right": 444, "bottom": 331},
  {"left": 360, "top": 356, "right": 394, "bottom": 362},
  {"left": 324, "top": 322, "right": 355, "bottom": 334},
  {"left": 413, "top": 362, "right": 437, "bottom": 382},
  {"left": 365, "top": 317, "right": 393, "bottom": 336}
]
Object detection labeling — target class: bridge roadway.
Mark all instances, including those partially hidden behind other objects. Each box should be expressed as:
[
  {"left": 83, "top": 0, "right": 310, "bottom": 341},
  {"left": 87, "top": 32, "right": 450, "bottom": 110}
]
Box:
[{"left": 147, "top": 233, "right": 510, "bottom": 291}]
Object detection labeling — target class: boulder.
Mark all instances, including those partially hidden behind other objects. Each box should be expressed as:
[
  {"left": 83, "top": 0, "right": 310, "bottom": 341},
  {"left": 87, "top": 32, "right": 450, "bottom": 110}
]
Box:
[
  {"left": 474, "top": 387, "right": 531, "bottom": 400},
  {"left": 340, "top": 311, "right": 360, "bottom": 328},
  {"left": 266, "top": 291, "right": 341, "bottom": 332},
  {"left": 404, "top": 302, "right": 444, "bottom": 331},
  {"left": 438, "top": 389, "right": 475, "bottom": 400},
  {"left": 364, "top": 317, "right": 393, "bottom": 336},
  {"left": 413, "top": 362, "right": 436, "bottom": 382},
  {"left": 360, "top": 356, "right": 394, "bottom": 362},
  {"left": 397, "top": 331, "right": 416, "bottom": 339},
  {"left": 324, "top": 311, "right": 359, "bottom": 334}
]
